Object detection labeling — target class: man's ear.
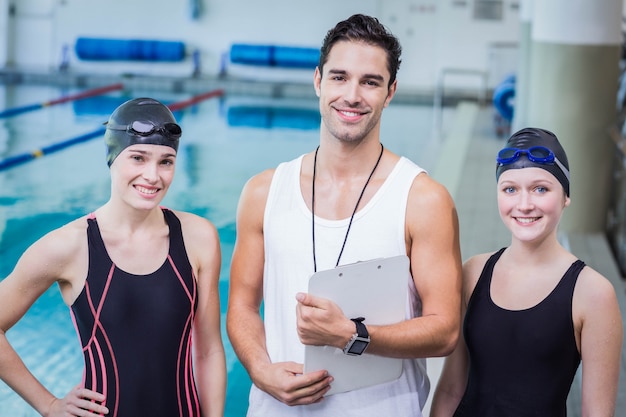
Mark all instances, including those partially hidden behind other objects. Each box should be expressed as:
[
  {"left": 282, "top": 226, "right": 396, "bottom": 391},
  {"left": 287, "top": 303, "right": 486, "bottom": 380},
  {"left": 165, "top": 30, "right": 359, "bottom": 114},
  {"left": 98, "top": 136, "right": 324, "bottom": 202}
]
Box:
[
  {"left": 384, "top": 79, "right": 398, "bottom": 107},
  {"left": 314, "top": 66, "right": 322, "bottom": 98}
]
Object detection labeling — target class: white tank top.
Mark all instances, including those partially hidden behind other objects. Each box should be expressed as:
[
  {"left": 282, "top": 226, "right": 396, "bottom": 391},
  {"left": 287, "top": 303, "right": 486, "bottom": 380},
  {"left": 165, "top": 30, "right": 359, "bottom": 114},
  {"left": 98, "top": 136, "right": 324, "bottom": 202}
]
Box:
[{"left": 248, "top": 155, "right": 429, "bottom": 417}]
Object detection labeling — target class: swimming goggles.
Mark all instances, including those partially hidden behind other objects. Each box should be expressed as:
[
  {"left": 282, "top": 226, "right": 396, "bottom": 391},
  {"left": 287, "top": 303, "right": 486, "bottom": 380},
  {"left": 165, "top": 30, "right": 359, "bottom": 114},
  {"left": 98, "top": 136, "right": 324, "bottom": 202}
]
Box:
[
  {"left": 105, "top": 120, "right": 182, "bottom": 140},
  {"left": 497, "top": 146, "right": 570, "bottom": 181}
]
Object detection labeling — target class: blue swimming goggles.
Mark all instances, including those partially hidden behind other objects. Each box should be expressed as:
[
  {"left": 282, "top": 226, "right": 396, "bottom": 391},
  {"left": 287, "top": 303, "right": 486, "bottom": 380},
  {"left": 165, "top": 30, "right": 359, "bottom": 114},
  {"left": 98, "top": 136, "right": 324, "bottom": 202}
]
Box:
[
  {"left": 496, "top": 146, "right": 570, "bottom": 181},
  {"left": 105, "top": 120, "right": 182, "bottom": 140}
]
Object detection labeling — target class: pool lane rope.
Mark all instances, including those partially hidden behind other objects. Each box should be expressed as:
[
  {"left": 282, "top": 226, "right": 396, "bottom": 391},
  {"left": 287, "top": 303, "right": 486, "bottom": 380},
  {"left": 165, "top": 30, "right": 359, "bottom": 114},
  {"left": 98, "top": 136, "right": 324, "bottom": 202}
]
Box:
[
  {"left": 0, "top": 83, "right": 125, "bottom": 119},
  {"left": 0, "top": 89, "right": 225, "bottom": 171}
]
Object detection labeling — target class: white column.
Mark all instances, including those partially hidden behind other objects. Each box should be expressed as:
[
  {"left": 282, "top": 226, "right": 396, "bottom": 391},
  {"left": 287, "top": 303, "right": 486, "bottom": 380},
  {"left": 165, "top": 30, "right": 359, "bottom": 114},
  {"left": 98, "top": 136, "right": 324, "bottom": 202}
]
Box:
[{"left": 526, "top": 0, "right": 623, "bottom": 232}]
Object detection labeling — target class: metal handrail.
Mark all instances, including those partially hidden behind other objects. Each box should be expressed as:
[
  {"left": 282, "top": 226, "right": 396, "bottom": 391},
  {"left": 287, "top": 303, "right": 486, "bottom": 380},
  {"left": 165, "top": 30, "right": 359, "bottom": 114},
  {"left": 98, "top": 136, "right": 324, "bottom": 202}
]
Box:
[{"left": 433, "top": 67, "right": 488, "bottom": 133}]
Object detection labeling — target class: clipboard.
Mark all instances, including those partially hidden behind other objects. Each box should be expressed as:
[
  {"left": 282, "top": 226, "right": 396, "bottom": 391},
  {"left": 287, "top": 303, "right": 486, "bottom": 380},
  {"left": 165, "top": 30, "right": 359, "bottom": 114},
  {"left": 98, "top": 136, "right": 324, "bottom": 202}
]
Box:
[{"left": 303, "top": 255, "right": 409, "bottom": 395}]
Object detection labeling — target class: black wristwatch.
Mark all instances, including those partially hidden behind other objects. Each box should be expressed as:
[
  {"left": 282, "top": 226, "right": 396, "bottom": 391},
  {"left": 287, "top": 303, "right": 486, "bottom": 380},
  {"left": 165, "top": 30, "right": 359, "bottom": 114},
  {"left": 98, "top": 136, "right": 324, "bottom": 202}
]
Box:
[{"left": 343, "top": 317, "right": 370, "bottom": 356}]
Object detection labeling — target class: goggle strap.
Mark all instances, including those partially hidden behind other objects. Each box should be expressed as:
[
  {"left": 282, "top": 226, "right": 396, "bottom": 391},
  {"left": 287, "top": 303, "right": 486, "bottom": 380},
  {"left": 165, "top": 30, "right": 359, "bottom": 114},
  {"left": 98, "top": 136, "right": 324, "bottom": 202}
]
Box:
[
  {"left": 554, "top": 157, "right": 571, "bottom": 182},
  {"left": 105, "top": 122, "right": 181, "bottom": 138}
]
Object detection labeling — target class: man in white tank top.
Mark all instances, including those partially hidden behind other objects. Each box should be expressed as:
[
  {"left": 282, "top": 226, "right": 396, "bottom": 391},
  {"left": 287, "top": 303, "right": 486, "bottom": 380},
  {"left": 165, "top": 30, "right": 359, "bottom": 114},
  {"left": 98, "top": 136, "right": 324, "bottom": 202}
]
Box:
[{"left": 227, "top": 14, "right": 463, "bottom": 417}]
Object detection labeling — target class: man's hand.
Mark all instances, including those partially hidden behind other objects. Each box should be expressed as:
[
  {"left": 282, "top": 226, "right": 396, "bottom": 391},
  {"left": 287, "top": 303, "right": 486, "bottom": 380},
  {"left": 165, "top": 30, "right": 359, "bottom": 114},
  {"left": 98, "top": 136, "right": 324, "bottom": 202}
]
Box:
[
  {"left": 253, "top": 361, "right": 333, "bottom": 406},
  {"left": 295, "top": 292, "right": 354, "bottom": 348}
]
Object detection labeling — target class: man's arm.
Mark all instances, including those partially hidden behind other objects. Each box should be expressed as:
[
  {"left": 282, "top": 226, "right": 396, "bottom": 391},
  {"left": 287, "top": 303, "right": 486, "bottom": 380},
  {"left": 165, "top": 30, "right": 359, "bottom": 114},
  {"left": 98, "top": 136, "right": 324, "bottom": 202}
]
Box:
[
  {"left": 430, "top": 254, "right": 488, "bottom": 416},
  {"left": 296, "top": 174, "right": 462, "bottom": 358},
  {"left": 297, "top": 174, "right": 461, "bottom": 358},
  {"left": 226, "top": 171, "right": 332, "bottom": 406},
  {"left": 367, "top": 174, "right": 462, "bottom": 357}
]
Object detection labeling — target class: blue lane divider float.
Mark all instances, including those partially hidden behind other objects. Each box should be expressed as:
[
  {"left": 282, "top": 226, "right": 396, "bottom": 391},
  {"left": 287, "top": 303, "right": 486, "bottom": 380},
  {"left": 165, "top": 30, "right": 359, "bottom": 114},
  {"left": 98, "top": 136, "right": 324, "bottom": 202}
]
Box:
[
  {"left": 227, "top": 106, "right": 320, "bottom": 130},
  {"left": 229, "top": 44, "right": 319, "bottom": 69},
  {"left": 492, "top": 74, "right": 515, "bottom": 122},
  {"left": 75, "top": 37, "right": 186, "bottom": 61}
]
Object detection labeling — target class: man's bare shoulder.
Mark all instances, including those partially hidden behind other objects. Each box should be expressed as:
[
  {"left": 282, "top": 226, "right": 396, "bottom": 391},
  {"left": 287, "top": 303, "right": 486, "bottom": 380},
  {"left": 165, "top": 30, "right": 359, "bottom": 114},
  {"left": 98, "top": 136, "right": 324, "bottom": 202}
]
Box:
[
  {"left": 406, "top": 173, "right": 458, "bottom": 237},
  {"left": 408, "top": 172, "right": 455, "bottom": 209},
  {"left": 244, "top": 168, "right": 276, "bottom": 195},
  {"left": 236, "top": 168, "right": 278, "bottom": 215}
]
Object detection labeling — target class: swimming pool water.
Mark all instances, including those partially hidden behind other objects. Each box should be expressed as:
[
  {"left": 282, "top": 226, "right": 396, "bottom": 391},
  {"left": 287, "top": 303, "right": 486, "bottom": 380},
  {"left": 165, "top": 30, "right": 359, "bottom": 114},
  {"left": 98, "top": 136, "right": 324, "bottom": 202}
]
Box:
[{"left": 0, "top": 84, "right": 447, "bottom": 416}]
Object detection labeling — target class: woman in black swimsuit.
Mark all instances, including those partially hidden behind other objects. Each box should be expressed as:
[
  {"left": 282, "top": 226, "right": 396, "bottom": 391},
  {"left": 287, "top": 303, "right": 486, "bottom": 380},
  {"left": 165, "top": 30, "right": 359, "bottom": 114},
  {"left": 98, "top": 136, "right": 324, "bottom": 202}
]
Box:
[
  {"left": 0, "top": 98, "right": 226, "bottom": 417},
  {"left": 431, "top": 127, "right": 623, "bottom": 416}
]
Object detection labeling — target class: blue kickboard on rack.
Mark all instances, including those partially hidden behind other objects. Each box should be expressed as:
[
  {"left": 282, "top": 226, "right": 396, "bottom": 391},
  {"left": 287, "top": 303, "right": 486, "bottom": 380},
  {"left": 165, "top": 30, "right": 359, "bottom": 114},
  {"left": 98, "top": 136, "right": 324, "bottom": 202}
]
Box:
[
  {"left": 75, "top": 37, "right": 186, "bottom": 61},
  {"left": 230, "top": 44, "right": 319, "bottom": 69}
]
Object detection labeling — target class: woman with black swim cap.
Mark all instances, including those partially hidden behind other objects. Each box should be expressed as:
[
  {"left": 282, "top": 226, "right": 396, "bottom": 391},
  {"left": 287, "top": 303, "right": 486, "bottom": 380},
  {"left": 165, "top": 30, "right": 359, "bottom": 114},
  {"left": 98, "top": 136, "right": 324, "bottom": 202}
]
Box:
[
  {"left": 432, "top": 127, "right": 623, "bottom": 416},
  {"left": 0, "top": 98, "right": 226, "bottom": 417}
]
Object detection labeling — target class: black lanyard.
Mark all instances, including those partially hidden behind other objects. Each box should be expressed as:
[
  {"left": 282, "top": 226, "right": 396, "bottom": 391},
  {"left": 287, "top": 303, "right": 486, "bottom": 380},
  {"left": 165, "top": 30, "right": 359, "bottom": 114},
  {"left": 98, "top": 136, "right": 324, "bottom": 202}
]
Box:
[{"left": 311, "top": 143, "right": 384, "bottom": 272}]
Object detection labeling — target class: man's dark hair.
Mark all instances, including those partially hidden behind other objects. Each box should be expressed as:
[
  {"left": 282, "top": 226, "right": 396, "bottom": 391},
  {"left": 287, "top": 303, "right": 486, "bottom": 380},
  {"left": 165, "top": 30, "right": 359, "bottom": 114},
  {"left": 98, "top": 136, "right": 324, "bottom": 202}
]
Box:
[{"left": 318, "top": 14, "right": 402, "bottom": 88}]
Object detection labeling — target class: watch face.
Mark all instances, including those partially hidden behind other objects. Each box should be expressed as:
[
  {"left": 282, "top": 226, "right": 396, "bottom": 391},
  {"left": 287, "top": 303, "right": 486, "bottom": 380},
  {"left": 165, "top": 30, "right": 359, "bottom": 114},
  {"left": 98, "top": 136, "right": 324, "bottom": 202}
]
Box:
[{"left": 348, "top": 338, "right": 369, "bottom": 355}]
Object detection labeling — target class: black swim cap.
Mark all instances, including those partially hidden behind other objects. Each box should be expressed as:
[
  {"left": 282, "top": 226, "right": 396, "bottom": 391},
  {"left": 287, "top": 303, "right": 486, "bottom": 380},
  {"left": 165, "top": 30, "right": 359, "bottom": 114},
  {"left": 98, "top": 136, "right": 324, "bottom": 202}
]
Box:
[
  {"left": 495, "top": 127, "right": 570, "bottom": 196},
  {"left": 104, "top": 97, "right": 181, "bottom": 167}
]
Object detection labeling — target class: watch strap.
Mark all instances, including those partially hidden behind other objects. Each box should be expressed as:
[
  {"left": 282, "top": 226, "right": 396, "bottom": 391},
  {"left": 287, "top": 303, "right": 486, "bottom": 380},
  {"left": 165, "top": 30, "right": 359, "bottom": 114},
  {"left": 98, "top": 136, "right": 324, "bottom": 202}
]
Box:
[
  {"left": 343, "top": 317, "right": 370, "bottom": 355},
  {"left": 351, "top": 317, "right": 369, "bottom": 338}
]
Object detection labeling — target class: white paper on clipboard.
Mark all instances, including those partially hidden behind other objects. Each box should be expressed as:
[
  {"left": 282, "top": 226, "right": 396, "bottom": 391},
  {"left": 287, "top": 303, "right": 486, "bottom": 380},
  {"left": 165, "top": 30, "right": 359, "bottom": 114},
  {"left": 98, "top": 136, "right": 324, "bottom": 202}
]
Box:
[{"left": 303, "top": 255, "right": 410, "bottom": 395}]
